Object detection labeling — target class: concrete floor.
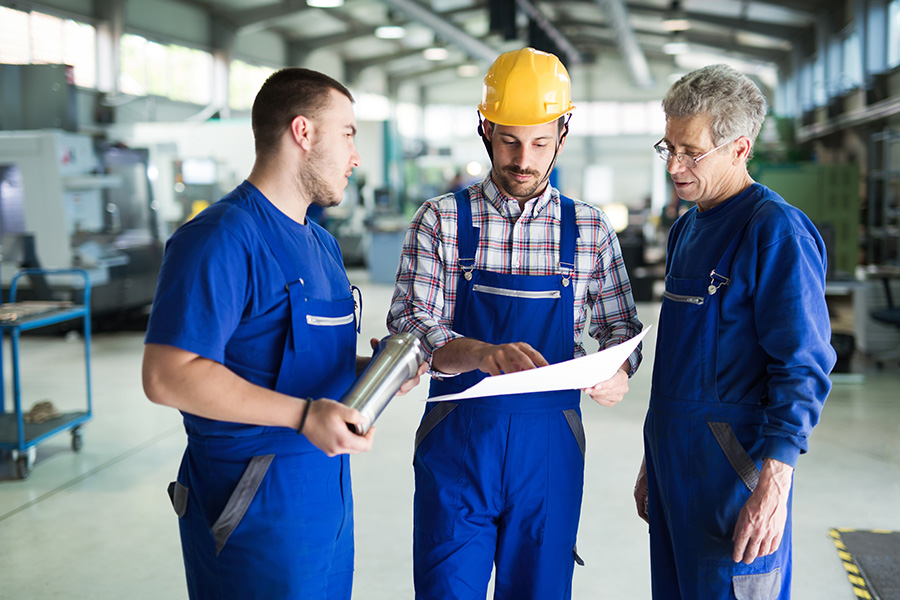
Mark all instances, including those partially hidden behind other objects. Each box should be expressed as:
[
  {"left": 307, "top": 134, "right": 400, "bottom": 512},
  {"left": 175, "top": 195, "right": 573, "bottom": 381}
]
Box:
[{"left": 1, "top": 269, "right": 898, "bottom": 599}]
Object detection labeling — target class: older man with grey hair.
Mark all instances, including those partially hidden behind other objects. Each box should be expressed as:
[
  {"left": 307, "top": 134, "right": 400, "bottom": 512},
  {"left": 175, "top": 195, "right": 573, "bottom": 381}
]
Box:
[{"left": 633, "top": 64, "right": 836, "bottom": 599}]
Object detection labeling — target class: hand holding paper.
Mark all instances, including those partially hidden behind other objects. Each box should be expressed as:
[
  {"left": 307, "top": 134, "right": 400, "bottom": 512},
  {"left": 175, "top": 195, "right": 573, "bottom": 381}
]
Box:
[{"left": 427, "top": 327, "right": 649, "bottom": 403}]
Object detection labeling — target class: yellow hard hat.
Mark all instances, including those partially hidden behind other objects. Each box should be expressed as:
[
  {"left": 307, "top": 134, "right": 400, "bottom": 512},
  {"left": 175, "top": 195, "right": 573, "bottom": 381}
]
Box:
[{"left": 478, "top": 47, "right": 575, "bottom": 127}]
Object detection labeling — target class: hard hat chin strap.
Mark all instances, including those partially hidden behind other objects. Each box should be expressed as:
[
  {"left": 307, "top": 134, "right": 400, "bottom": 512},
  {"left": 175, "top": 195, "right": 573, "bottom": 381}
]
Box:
[
  {"left": 478, "top": 113, "right": 571, "bottom": 193},
  {"left": 477, "top": 114, "right": 494, "bottom": 163}
]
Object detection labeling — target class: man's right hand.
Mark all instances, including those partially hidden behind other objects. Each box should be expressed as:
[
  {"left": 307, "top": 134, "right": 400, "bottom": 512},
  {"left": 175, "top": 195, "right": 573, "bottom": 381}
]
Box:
[
  {"left": 432, "top": 338, "right": 549, "bottom": 377},
  {"left": 301, "top": 399, "right": 374, "bottom": 457},
  {"left": 634, "top": 455, "right": 649, "bottom": 524},
  {"left": 474, "top": 341, "right": 550, "bottom": 376}
]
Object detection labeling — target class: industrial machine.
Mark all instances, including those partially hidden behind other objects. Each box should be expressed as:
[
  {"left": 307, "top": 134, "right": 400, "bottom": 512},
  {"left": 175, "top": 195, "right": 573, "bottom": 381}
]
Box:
[{"left": 0, "top": 130, "right": 163, "bottom": 319}]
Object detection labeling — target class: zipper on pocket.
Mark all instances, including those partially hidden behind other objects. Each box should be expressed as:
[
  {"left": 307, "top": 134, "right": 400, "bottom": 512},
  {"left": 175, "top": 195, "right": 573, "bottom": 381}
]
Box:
[
  {"left": 662, "top": 290, "right": 705, "bottom": 305},
  {"left": 472, "top": 284, "right": 561, "bottom": 299},
  {"left": 307, "top": 314, "right": 355, "bottom": 326}
]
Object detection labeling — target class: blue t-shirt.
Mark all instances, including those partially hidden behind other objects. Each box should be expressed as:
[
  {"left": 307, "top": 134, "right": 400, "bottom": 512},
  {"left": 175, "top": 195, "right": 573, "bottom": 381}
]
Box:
[
  {"left": 145, "top": 181, "right": 352, "bottom": 437},
  {"left": 664, "top": 183, "right": 836, "bottom": 466}
]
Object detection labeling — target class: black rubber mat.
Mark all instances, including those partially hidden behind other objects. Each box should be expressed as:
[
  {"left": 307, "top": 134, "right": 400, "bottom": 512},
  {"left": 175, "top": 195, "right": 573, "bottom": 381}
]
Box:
[{"left": 830, "top": 529, "right": 900, "bottom": 600}]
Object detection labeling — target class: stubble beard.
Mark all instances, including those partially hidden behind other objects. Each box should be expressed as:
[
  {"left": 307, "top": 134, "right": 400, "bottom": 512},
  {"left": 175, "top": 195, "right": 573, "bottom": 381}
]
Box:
[
  {"left": 496, "top": 166, "right": 545, "bottom": 201},
  {"left": 298, "top": 146, "right": 342, "bottom": 208}
]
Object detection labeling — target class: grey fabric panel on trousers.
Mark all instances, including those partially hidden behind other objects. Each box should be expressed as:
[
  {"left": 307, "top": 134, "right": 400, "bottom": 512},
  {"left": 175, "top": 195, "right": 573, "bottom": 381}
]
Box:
[
  {"left": 414, "top": 402, "right": 458, "bottom": 454},
  {"left": 211, "top": 454, "right": 275, "bottom": 555},
  {"left": 707, "top": 421, "right": 759, "bottom": 492}
]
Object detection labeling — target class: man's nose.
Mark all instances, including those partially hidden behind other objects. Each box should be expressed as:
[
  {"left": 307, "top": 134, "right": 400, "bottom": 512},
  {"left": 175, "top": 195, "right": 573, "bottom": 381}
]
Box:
[{"left": 666, "top": 155, "right": 686, "bottom": 175}]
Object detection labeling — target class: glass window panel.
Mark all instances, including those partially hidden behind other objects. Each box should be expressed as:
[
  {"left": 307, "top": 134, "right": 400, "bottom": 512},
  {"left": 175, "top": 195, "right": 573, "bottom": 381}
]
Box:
[
  {"left": 396, "top": 103, "right": 421, "bottom": 138},
  {"left": 423, "top": 106, "right": 455, "bottom": 141},
  {"left": 64, "top": 20, "right": 96, "bottom": 88},
  {"left": 813, "top": 54, "right": 826, "bottom": 106},
  {"left": 646, "top": 101, "right": 665, "bottom": 135},
  {"left": 120, "top": 34, "right": 148, "bottom": 95},
  {"left": 620, "top": 103, "right": 649, "bottom": 134},
  {"left": 890, "top": 0, "right": 900, "bottom": 67},
  {"left": 169, "top": 45, "right": 212, "bottom": 104},
  {"left": 229, "top": 60, "right": 273, "bottom": 110},
  {"left": 30, "top": 12, "right": 64, "bottom": 64},
  {"left": 591, "top": 102, "right": 621, "bottom": 136},
  {"left": 145, "top": 40, "right": 169, "bottom": 97},
  {"left": 842, "top": 31, "right": 862, "bottom": 92},
  {"left": 0, "top": 7, "right": 30, "bottom": 63},
  {"left": 120, "top": 33, "right": 212, "bottom": 103}
]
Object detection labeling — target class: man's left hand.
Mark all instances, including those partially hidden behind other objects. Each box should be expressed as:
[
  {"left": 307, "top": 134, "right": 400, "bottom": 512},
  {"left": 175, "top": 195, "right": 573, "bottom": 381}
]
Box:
[
  {"left": 732, "top": 458, "right": 793, "bottom": 564},
  {"left": 582, "top": 368, "right": 629, "bottom": 407}
]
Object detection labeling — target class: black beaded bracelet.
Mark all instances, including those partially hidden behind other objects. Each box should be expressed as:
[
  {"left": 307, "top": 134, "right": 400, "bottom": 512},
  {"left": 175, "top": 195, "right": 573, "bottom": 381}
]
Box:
[{"left": 297, "top": 398, "right": 312, "bottom": 435}]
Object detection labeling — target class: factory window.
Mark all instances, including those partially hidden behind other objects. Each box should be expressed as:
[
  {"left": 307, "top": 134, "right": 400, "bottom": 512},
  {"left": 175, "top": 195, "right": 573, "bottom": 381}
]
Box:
[
  {"left": 575, "top": 102, "right": 665, "bottom": 137},
  {"left": 229, "top": 60, "right": 275, "bottom": 110},
  {"left": 120, "top": 33, "right": 212, "bottom": 105},
  {"left": 396, "top": 102, "right": 422, "bottom": 139},
  {"left": 422, "top": 105, "right": 478, "bottom": 142},
  {"left": 0, "top": 6, "right": 96, "bottom": 88},
  {"left": 840, "top": 31, "right": 862, "bottom": 93},
  {"left": 407, "top": 101, "right": 664, "bottom": 141},
  {"left": 890, "top": 0, "right": 900, "bottom": 68}
]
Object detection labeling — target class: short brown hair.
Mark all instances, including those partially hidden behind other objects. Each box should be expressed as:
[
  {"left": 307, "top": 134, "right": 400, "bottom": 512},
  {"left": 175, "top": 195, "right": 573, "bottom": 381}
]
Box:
[{"left": 251, "top": 68, "right": 354, "bottom": 159}]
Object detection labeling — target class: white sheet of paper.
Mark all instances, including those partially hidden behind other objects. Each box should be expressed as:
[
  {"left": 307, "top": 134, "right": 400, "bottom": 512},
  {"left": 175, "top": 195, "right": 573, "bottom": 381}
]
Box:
[{"left": 427, "top": 327, "right": 649, "bottom": 403}]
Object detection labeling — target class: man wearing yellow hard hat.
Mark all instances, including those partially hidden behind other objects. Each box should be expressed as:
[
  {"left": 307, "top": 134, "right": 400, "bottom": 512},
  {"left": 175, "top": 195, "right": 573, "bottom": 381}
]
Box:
[{"left": 388, "top": 47, "right": 643, "bottom": 598}]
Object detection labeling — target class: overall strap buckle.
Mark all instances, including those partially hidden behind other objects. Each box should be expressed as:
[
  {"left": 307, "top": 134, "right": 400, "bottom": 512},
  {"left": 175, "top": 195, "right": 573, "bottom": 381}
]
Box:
[
  {"left": 459, "top": 258, "right": 476, "bottom": 281},
  {"left": 708, "top": 270, "right": 730, "bottom": 295},
  {"left": 558, "top": 261, "right": 575, "bottom": 287}
]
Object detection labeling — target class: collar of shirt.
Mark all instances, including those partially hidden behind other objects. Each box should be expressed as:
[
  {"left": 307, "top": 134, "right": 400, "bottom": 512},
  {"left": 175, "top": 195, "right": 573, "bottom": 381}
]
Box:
[{"left": 481, "top": 174, "right": 555, "bottom": 221}]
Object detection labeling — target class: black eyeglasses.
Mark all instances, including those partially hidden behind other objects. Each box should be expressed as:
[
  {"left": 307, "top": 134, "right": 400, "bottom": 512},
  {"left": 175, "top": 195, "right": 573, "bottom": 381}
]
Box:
[{"left": 653, "top": 139, "right": 734, "bottom": 169}]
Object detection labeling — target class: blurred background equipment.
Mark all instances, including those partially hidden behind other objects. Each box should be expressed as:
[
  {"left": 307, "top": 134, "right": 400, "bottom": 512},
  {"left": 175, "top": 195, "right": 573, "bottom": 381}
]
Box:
[{"left": 0, "top": 130, "right": 162, "bottom": 319}]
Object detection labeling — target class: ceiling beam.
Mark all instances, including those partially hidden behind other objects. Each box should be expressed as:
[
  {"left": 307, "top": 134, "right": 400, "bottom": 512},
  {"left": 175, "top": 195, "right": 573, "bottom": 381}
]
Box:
[
  {"left": 374, "top": 0, "right": 498, "bottom": 63},
  {"left": 345, "top": 48, "right": 429, "bottom": 81},
  {"left": 284, "top": 25, "right": 379, "bottom": 46},
  {"left": 516, "top": 0, "right": 583, "bottom": 65},
  {"left": 627, "top": 2, "right": 811, "bottom": 42},
  {"left": 219, "top": 0, "right": 309, "bottom": 33},
  {"left": 591, "top": 0, "right": 654, "bottom": 88},
  {"left": 387, "top": 61, "right": 470, "bottom": 92}
]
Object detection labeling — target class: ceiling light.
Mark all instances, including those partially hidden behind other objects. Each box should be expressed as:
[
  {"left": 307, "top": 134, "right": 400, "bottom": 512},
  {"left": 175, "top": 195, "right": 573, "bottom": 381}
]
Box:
[
  {"left": 662, "top": 18, "right": 691, "bottom": 31},
  {"left": 662, "top": 1, "right": 691, "bottom": 32},
  {"left": 306, "top": 0, "right": 343, "bottom": 7},
  {"left": 423, "top": 47, "right": 449, "bottom": 61},
  {"left": 375, "top": 25, "right": 406, "bottom": 39},
  {"left": 663, "top": 41, "right": 689, "bottom": 55},
  {"left": 457, "top": 64, "right": 480, "bottom": 77}
]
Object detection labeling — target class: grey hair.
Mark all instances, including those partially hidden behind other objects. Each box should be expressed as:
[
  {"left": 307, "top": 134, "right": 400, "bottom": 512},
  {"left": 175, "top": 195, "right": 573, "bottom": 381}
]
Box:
[{"left": 662, "top": 64, "right": 767, "bottom": 152}]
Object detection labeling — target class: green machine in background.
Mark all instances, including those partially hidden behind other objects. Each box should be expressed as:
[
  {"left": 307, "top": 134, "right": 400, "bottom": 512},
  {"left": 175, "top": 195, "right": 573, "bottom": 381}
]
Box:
[{"left": 752, "top": 162, "right": 860, "bottom": 279}]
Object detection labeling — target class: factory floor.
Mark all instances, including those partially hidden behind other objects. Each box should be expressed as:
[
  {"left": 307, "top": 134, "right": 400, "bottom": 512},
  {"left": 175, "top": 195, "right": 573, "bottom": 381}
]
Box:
[{"left": 1, "top": 269, "right": 898, "bottom": 600}]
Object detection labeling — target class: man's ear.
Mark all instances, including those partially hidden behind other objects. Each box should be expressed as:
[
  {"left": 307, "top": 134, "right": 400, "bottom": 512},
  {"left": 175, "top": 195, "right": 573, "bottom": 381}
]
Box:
[
  {"left": 481, "top": 119, "right": 493, "bottom": 140},
  {"left": 733, "top": 136, "right": 752, "bottom": 163},
  {"left": 290, "top": 115, "right": 313, "bottom": 151}
]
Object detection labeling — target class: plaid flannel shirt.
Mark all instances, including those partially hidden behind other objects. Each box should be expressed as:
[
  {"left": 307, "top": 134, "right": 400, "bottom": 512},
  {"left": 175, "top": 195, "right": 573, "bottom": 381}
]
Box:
[{"left": 387, "top": 176, "right": 643, "bottom": 375}]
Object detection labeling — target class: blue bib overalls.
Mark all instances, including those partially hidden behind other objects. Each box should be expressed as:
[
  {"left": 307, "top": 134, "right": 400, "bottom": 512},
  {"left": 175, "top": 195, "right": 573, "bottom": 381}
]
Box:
[
  {"left": 644, "top": 201, "right": 791, "bottom": 599},
  {"left": 413, "top": 189, "right": 586, "bottom": 600},
  {"left": 170, "top": 199, "right": 359, "bottom": 600}
]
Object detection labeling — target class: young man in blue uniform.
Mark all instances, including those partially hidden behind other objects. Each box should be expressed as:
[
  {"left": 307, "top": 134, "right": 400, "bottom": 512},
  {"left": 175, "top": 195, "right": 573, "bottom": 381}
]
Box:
[
  {"left": 388, "top": 47, "right": 643, "bottom": 599},
  {"left": 633, "top": 64, "right": 836, "bottom": 599},
  {"left": 142, "top": 68, "right": 421, "bottom": 600}
]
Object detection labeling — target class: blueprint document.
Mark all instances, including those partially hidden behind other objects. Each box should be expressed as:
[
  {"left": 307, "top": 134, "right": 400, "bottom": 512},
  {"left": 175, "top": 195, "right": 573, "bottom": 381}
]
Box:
[{"left": 427, "top": 327, "right": 649, "bottom": 403}]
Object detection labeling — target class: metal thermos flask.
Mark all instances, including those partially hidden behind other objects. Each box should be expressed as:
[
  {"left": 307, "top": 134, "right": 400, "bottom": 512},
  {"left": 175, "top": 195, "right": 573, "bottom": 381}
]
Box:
[{"left": 341, "top": 332, "right": 424, "bottom": 435}]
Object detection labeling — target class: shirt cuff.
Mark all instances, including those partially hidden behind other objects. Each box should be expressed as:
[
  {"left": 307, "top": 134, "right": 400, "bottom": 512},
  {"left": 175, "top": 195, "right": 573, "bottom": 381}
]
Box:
[
  {"left": 763, "top": 437, "right": 803, "bottom": 468},
  {"left": 423, "top": 328, "right": 464, "bottom": 378}
]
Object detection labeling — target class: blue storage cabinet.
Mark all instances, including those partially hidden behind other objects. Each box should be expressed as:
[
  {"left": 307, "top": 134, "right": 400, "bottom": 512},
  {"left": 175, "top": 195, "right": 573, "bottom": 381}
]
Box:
[{"left": 0, "top": 269, "right": 91, "bottom": 479}]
